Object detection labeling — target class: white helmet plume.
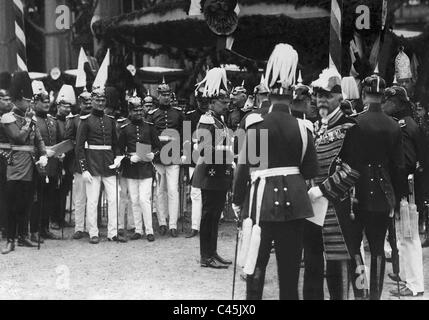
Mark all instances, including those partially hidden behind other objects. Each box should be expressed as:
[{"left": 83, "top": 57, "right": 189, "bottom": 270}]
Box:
[
  {"left": 196, "top": 67, "right": 228, "bottom": 98},
  {"left": 265, "top": 43, "right": 299, "bottom": 90}
]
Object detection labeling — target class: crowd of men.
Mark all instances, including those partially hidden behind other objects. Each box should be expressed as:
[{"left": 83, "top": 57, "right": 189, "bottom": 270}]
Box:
[{"left": 0, "top": 42, "right": 428, "bottom": 300}]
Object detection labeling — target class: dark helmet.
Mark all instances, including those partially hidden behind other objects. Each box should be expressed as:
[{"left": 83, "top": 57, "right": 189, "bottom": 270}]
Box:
[
  {"left": 91, "top": 86, "right": 106, "bottom": 98},
  {"left": 79, "top": 88, "right": 92, "bottom": 103},
  {"left": 157, "top": 78, "right": 171, "bottom": 94},
  {"left": 362, "top": 73, "right": 386, "bottom": 95},
  {"left": 128, "top": 95, "right": 143, "bottom": 111}
]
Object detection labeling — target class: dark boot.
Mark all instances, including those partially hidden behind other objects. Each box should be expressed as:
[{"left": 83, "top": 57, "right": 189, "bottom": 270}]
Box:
[
  {"left": 350, "top": 254, "right": 369, "bottom": 300},
  {"left": 246, "top": 267, "right": 266, "bottom": 300},
  {"left": 370, "top": 255, "right": 385, "bottom": 300},
  {"left": 2, "top": 240, "right": 15, "bottom": 255},
  {"left": 326, "top": 260, "right": 350, "bottom": 300}
]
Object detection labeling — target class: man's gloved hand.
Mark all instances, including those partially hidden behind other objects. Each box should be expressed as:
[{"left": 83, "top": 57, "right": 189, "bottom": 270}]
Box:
[
  {"left": 145, "top": 153, "right": 155, "bottom": 162},
  {"left": 181, "top": 155, "right": 187, "bottom": 164},
  {"left": 36, "top": 155, "right": 48, "bottom": 168},
  {"left": 112, "top": 156, "right": 123, "bottom": 168},
  {"left": 130, "top": 154, "right": 142, "bottom": 164},
  {"left": 82, "top": 171, "right": 93, "bottom": 184},
  {"left": 308, "top": 186, "right": 323, "bottom": 202}
]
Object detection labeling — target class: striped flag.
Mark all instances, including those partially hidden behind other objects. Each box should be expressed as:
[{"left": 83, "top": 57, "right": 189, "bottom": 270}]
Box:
[
  {"left": 329, "top": 0, "right": 342, "bottom": 74},
  {"left": 13, "top": 0, "right": 27, "bottom": 72}
]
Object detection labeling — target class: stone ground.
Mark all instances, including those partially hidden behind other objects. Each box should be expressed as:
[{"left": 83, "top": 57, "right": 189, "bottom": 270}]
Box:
[{"left": 1, "top": 213, "right": 428, "bottom": 300}]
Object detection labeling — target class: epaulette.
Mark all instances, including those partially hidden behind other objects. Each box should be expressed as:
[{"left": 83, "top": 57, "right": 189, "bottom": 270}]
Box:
[
  {"left": 48, "top": 114, "right": 57, "bottom": 120},
  {"left": 0, "top": 112, "right": 16, "bottom": 124},
  {"left": 106, "top": 114, "right": 115, "bottom": 120},
  {"left": 117, "top": 118, "right": 127, "bottom": 123},
  {"left": 148, "top": 108, "right": 158, "bottom": 115},
  {"left": 144, "top": 120, "right": 154, "bottom": 125},
  {"left": 398, "top": 119, "right": 407, "bottom": 128},
  {"left": 173, "top": 106, "right": 183, "bottom": 112},
  {"left": 199, "top": 113, "right": 215, "bottom": 125},
  {"left": 120, "top": 123, "right": 130, "bottom": 129},
  {"left": 245, "top": 113, "right": 264, "bottom": 130},
  {"left": 80, "top": 114, "right": 91, "bottom": 120},
  {"left": 301, "top": 119, "right": 315, "bottom": 134},
  {"left": 186, "top": 110, "right": 196, "bottom": 115},
  {"left": 66, "top": 114, "right": 78, "bottom": 119}
]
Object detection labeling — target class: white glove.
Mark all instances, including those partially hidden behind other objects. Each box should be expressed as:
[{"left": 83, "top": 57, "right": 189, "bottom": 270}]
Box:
[
  {"left": 112, "top": 156, "right": 123, "bottom": 169},
  {"left": 181, "top": 155, "right": 187, "bottom": 164},
  {"left": 36, "top": 155, "right": 48, "bottom": 168},
  {"left": 232, "top": 204, "right": 241, "bottom": 220},
  {"left": 130, "top": 154, "right": 142, "bottom": 164},
  {"left": 308, "top": 186, "right": 323, "bottom": 202},
  {"left": 231, "top": 161, "right": 236, "bottom": 170},
  {"left": 145, "top": 153, "right": 155, "bottom": 162},
  {"left": 46, "top": 149, "right": 55, "bottom": 158},
  {"left": 82, "top": 171, "right": 93, "bottom": 184}
]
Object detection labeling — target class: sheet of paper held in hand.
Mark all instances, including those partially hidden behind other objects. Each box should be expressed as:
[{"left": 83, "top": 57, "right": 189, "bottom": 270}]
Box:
[
  {"left": 306, "top": 195, "right": 329, "bottom": 227},
  {"left": 136, "top": 143, "right": 153, "bottom": 162},
  {"left": 46, "top": 139, "right": 74, "bottom": 157}
]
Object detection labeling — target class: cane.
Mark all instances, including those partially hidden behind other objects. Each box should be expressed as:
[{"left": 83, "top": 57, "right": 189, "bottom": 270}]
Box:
[
  {"left": 179, "top": 166, "right": 184, "bottom": 233},
  {"left": 68, "top": 178, "right": 73, "bottom": 224},
  {"left": 116, "top": 169, "right": 120, "bottom": 243},
  {"left": 232, "top": 208, "right": 241, "bottom": 300}
]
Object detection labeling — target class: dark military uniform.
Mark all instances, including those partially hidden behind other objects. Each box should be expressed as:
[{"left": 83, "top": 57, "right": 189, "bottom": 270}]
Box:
[
  {"left": 233, "top": 104, "right": 318, "bottom": 300},
  {"left": 118, "top": 119, "right": 160, "bottom": 180},
  {"left": 1, "top": 107, "right": 46, "bottom": 242},
  {"left": 76, "top": 109, "right": 119, "bottom": 177},
  {"left": 347, "top": 103, "right": 405, "bottom": 300},
  {"left": 147, "top": 105, "right": 184, "bottom": 232},
  {"left": 31, "top": 112, "right": 62, "bottom": 236},
  {"left": 192, "top": 111, "right": 234, "bottom": 263},
  {"left": 75, "top": 108, "right": 120, "bottom": 240},
  {"left": 147, "top": 105, "right": 183, "bottom": 161},
  {"left": 118, "top": 118, "right": 161, "bottom": 237},
  {"left": 55, "top": 113, "right": 73, "bottom": 229}
]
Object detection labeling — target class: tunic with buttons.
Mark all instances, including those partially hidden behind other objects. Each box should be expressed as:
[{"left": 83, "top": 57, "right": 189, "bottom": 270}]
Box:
[
  {"left": 118, "top": 119, "right": 161, "bottom": 180},
  {"left": 34, "top": 113, "right": 61, "bottom": 178},
  {"left": 352, "top": 104, "right": 405, "bottom": 213},
  {"left": 75, "top": 109, "right": 119, "bottom": 177},
  {"left": 192, "top": 111, "right": 234, "bottom": 191},
  {"left": 233, "top": 104, "right": 319, "bottom": 222},
  {"left": 1, "top": 107, "right": 46, "bottom": 182},
  {"left": 146, "top": 106, "right": 183, "bottom": 165}
]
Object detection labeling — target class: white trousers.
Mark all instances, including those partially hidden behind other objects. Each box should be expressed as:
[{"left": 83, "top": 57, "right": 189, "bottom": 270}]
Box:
[
  {"left": 73, "top": 173, "right": 87, "bottom": 233},
  {"left": 127, "top": 178, "right": 153, "bottom": 235},
  {"left": 119, "top": 175, "right": 134, "bottom": 230},
  {"left": 189, "top": 167, "right": 202, "bottom": 231},
  {"left": 154, "top": 164, "right": 179, "bottom": 229},
  {"left": 399, "top": 237, "right": 424, "bottom": 294},
  {"left": 86, "top": 175, "right": 118, "bottom": 239}
]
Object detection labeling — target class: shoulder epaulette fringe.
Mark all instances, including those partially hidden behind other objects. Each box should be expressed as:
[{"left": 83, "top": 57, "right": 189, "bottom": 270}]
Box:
[
  {"left": 0, "top": 112, "right": 16, "bottom": 124},
  {"left": 80, "top": 114, "right": 91, "bottom": 120},
  {"left": 245, "top": 113, "right": 264, "bottom": 129},
  {"left": 199, "top": 113, "right": 215, "bottom": 125}
]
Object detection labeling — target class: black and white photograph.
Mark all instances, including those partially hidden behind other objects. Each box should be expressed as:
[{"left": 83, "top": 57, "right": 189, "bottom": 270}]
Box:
[{"left": 0, "top": 0, "right": 429, "bottom": 304}]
